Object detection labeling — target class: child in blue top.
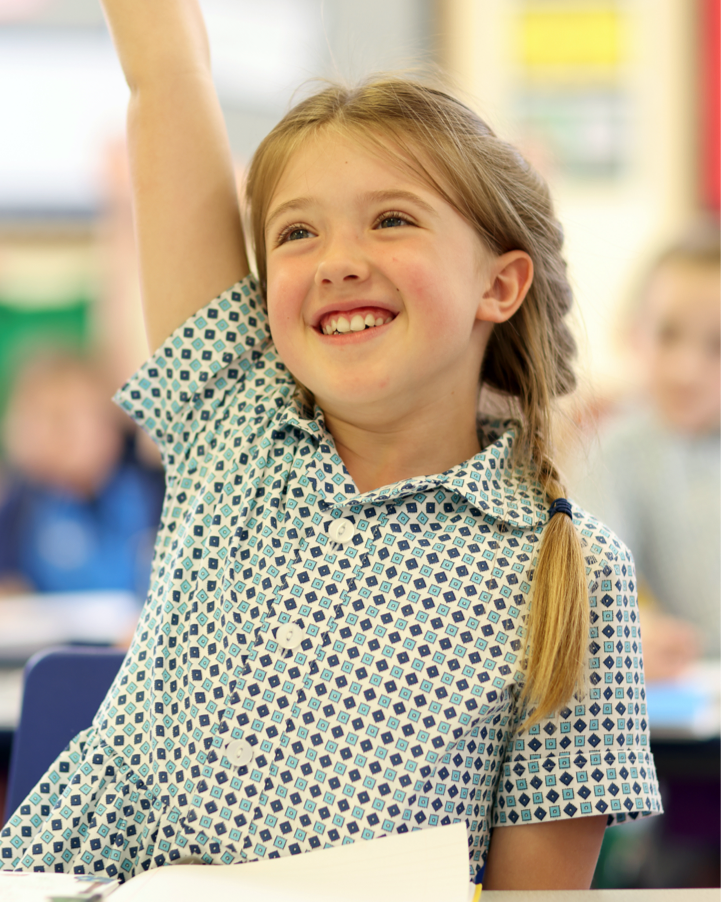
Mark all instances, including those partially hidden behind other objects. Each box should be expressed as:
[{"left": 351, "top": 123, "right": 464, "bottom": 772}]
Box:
[{"left": 0, "top": 0, "right": 661, "bottom": 889}]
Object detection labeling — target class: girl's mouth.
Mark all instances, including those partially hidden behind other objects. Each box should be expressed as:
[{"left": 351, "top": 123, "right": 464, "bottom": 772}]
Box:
[{"left": 317, "top": 307, "right": 395, "bottom": 336}]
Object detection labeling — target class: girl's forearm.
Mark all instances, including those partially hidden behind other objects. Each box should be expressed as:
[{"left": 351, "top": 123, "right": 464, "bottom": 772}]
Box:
[
  {"left": 100, "top": 0, "right": 211, "bottom": 92},
  {"left": 483, "top": 816, "right": 607, "bottom": 889},
  {"left": 100, "top": 0, "right": 248, "bottom": 351}
]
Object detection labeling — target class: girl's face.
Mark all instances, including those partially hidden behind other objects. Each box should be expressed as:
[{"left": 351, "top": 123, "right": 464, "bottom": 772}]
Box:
[{"left": 263, "top": 131, "right": 502, "bottom": 426}]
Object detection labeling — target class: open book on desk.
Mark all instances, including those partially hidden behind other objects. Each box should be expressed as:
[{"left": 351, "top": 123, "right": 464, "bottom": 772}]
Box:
[{"left": 115, "top": 821, "right": 472, "bottom": 902}]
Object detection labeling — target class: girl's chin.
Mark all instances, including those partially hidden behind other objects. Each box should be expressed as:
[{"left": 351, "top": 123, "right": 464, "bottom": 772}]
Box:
[{"left": 312, "top": 387, "right": 401, "bottom": 414}]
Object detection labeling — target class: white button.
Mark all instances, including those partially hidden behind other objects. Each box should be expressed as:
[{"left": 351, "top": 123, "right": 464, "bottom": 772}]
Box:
[
  {"left": 225, "top": 739, "right": 253, "bottom": 767},
  {"left": 277, "top": 623, "right": 304, "bottom": 651},
  {"left": 328, "top": 518, "right": 355, "bottom": 544}
]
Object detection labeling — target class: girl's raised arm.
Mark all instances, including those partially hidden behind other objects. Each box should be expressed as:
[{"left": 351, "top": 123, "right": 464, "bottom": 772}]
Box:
[{"left": 101, "top": 0, "right": 249, "bottom": 351}]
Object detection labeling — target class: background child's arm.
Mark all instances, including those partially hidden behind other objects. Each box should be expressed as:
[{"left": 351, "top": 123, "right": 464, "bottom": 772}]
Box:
[{"left": 100, "top": 0, "right": 249, "bottom": 352}]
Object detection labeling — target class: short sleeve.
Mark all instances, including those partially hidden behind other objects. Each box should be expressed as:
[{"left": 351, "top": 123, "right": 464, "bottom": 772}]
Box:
[
  {"left": 493, "top": 517, "right": 663, "bottom": 828},
  {"left": 114, "top": 275, "right": 273, "bottom": 469}
]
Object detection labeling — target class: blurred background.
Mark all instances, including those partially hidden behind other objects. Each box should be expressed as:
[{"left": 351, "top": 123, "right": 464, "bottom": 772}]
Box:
[{"left": 0, "top": 0, "right": 718, "bottom": 889}]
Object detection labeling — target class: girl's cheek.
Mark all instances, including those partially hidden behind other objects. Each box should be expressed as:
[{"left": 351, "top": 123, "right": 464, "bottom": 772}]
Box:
[
  {"left": 273, "top": 268, "right": 304, "bottom": 309},
  {"left": 268, "top": 263, "right": 310, "bottom": 307}
]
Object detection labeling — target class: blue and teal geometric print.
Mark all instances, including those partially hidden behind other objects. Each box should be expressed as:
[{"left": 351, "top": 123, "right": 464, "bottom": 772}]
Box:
[{"left": 0, "top": 275, "right": 662, "bottom": 883}]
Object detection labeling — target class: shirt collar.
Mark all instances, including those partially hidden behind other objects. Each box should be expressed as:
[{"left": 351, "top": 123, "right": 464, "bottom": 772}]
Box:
[
  {"left": 277, "top": 397, "right": 327, "bottom": 436},
  {"left": 277, "top": 405, "right": 548, "bottom": 531},
  {"left": 352, "top": 419, "right": 548, "bottom": 531}
]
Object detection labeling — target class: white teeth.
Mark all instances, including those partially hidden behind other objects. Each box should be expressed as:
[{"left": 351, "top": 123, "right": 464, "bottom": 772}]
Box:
[{"left": 320, "top": 312, "right": 395, "bottom": 334}]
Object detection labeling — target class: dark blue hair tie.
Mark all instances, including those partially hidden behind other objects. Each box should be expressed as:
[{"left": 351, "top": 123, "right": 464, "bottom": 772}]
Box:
[{"left": 548, "top": 498, "right": 573, "bottom": 520}]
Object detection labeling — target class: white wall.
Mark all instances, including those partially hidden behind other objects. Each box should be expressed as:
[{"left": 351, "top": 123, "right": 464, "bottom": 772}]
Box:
[{"left": 0, "top": 0, "right": 435, "bottom": 212}]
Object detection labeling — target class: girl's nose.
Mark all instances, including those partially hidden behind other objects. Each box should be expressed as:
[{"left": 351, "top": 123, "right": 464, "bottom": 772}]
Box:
[{"left": 314, "top": 239, "right": 370, "bottom": 286}]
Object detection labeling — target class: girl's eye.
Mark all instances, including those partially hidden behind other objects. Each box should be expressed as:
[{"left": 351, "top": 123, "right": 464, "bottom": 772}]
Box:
[
  {"left": 375, "top": 212, "right": 412, "bottom": 230},
  {"left": 277, "top": 224, "right": 312, "bottom": 245}
]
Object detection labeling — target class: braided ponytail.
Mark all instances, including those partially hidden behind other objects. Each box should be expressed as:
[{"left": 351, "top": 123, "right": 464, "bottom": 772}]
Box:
[
  {"left": 246, "top": 76, "right": 590, "bottom": 723},
  {"left": 521, "top": 466, "right": 588, "bottom": 722}
]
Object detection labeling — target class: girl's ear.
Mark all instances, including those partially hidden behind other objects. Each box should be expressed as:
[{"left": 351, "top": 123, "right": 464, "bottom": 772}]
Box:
[{"left": 476, "top": 250, "right": 534, "bottom": 323}]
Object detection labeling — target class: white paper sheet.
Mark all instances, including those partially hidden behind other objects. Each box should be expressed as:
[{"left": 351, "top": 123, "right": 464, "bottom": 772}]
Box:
[
  {"left": 0, "top": 871, "right": 117, "bottom": 901},
  {"left": 114, "top": 822, "right": 472, "bottom": 902}
]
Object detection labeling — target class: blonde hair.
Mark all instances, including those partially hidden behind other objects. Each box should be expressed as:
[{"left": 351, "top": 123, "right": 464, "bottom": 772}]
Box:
[
  {"left": 245, "top": 77, "right": 587, "bottom": 723},
  {"left": 651, "top": 219, "right": 720, "bottom": 272}
]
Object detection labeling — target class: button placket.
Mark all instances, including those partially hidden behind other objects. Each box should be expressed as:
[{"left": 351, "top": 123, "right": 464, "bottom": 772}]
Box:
[
  {"left": 224, "top": 737, "right": 254, "bottom": 767},
  {"left": 328, "top": 517, "right": 356, "bottom": 546},
  {"left": 222, "top": 516, "right": 362, "bottom": 836},
  {"left": 276, "top": 621, "right": 304, "bottom": 652},
  {"left": 267, "top": 615, "right": 309, "bottom": 661},
  {"left": 275, "top": 521, "right": 340, "bottom": 656}
]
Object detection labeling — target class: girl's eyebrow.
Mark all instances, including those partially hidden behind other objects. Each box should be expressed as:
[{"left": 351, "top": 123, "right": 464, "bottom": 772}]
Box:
[
  {"left": 265, "top": 189, "right": 438, "bottom": 233},
  {"left": 266, "top": 197, "right": 312, "bottom": 232},
  {"left": 363, "top": 189, "right": 439, "bottom": 217}
]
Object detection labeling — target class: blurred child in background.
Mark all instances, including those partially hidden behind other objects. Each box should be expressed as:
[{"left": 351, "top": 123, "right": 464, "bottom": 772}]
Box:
[
  {"left": 574, "top": 224, "right": 720, "bottom": 679},
  {"left": 0, "top": 351, "right": 164, "bottom": 599}
]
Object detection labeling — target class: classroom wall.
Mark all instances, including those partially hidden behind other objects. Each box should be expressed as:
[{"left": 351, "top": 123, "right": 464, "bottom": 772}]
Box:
[{"left": 438, "top": 0, "right": 706, "bottom": 398}]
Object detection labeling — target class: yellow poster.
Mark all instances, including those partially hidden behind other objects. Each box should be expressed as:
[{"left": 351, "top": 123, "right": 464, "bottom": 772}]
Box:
[{"left": 518, "top": 6, "right": 624, "bottom": 72}]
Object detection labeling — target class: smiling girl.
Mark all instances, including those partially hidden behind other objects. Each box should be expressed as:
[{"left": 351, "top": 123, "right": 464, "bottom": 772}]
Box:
[{"left": 0, "top": 0, "right": 661, "bottom": 890}]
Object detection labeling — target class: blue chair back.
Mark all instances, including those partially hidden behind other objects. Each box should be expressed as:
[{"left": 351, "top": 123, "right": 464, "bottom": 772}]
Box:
[{"left": 4, "top": 646, "right": 125, "bottom": 823}]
